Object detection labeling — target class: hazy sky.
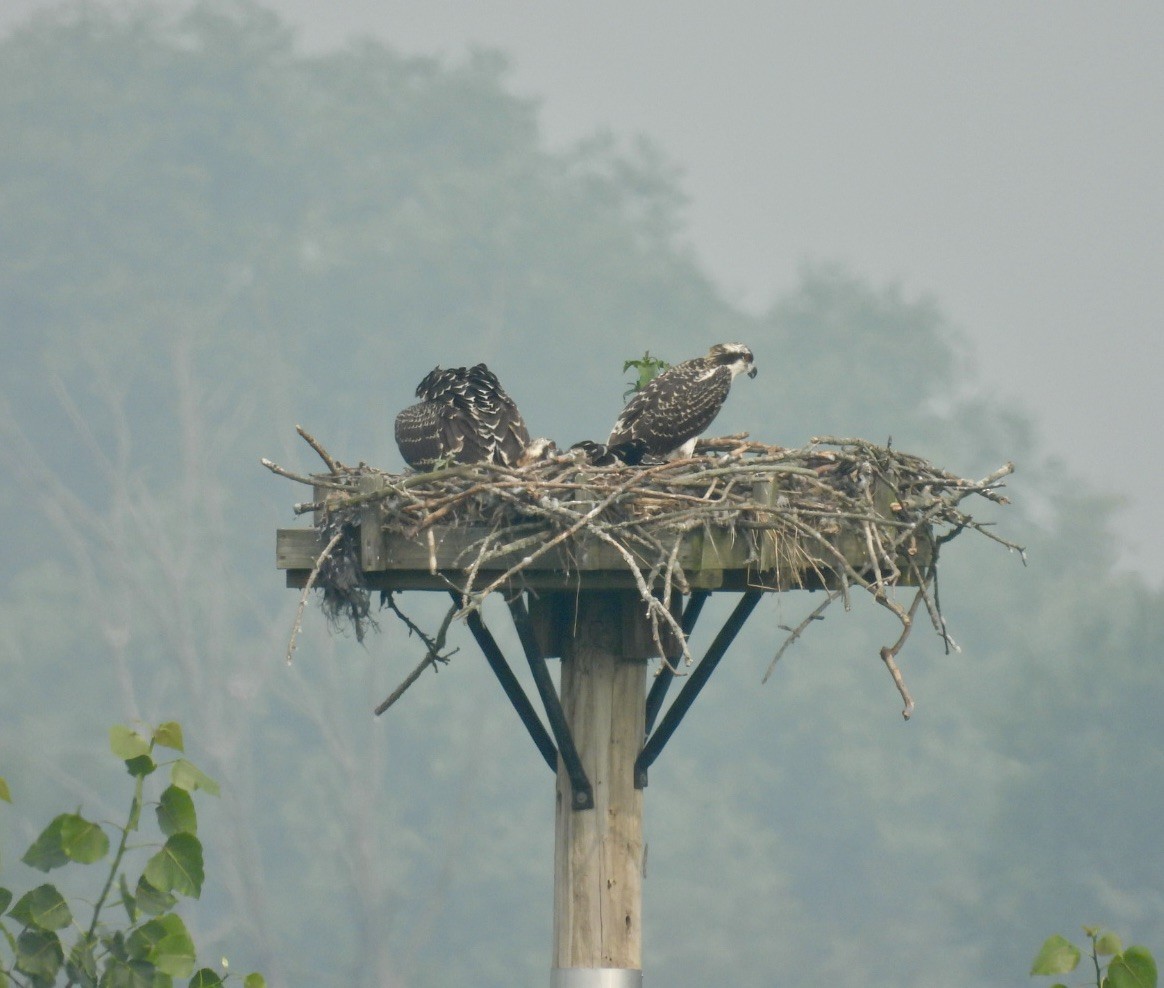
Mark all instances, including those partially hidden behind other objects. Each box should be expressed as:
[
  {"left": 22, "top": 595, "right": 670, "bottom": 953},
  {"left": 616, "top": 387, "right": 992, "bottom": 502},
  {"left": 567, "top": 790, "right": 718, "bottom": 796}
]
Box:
[{"left": 7, "top": 1, "right": 1162, "bottom": 581}]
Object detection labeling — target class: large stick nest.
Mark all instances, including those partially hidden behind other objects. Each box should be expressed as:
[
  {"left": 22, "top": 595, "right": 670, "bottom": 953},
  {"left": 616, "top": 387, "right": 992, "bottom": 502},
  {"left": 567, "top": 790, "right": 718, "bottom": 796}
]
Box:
[{"left": 265, "top": 430, "right": 1021, "bottom": 718}]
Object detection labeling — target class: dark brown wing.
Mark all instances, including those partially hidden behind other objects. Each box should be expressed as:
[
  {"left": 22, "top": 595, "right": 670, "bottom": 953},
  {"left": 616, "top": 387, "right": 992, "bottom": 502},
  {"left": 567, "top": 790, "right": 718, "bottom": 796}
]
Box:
[
  {"left": 461, "top": 364, "right": 530, "bottom": 466},
  {"left": 395, "top": 400, "right": 453, "bottom": 469},
  {"left": 396, "top": 364, "right": 531, "bottom": 468},
  {"left": 608, "top": 360, "right": 732, "bottom": 456}
]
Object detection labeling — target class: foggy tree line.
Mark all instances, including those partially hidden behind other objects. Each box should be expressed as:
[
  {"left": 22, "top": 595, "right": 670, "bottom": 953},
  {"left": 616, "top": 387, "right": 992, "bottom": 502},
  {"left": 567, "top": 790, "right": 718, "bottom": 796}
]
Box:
[{"left": 0, "top": 3, "right": 1161, "bottom": 985}]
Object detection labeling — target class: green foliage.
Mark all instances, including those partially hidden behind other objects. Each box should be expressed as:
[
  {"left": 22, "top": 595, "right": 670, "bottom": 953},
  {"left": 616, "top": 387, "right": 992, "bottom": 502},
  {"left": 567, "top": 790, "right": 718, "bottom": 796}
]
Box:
[
  {"left": 156, "top": 788, "right": 197, "bottom": 838},
  {"left": 0, "top": 723, "right": 261, "bottom": 987},
  {"left": 109, "top": 727, "right": 151, "bottom": 762},
  {"left": 9, "top": 885, "right": 72, "bottom": 931},
  {"left": 168, "top": 763, "right": 219, "bottom": 799},
  {"left": 1109, "top": 948, "right": 1158, "bottom": 988},
  {"left": 621, "top": 350, "right": 671, "bottom": 399},
  {"left": 143, "top": 835, "right": 205, "bottom": 900},
  {"left": 1032, "top": 927, "right": 1157, "bottom": 988}
]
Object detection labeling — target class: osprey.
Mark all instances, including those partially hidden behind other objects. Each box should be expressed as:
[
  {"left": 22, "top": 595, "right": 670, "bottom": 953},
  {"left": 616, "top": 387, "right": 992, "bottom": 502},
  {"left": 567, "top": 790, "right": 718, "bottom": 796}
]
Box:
[
  {"left": 395, "top": 363, "right": 531, "bottom": 470},
  {"left": 607, "top": 342, "right": 757, "bottom": 459}
]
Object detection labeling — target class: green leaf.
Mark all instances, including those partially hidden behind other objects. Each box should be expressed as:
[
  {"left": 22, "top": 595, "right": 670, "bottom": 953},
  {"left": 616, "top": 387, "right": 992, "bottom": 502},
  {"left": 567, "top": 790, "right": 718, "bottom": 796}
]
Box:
[
  {"left": 14, "top": 928, "right": 64, "bottom": 980},
  {"left": 170, "top": 760, "right": 219, "bottom": 797},
  {"left": 0, "top": 886, "right": 12, "bottom": 914},
  {"left": 67, "top": 934, "right": 99, "bottom": 987},
  {"left": 61, "top": 813, "right": 111, "bottom": 863},
  {"left": 21, "top": 814, "right": 70, "bottom": 871},
  {"left": 128, "top": 915, "right": 195, "bottom": 978},
  {"left": 156, "top": 786, "right": 198, "bottom": 837},
  {"left": 22, "top": 812, "right": 108, "bottom": 869},
  {"left": 153, "top": 723, "right": 185, "bottom": 752},
  {"left": 127, "top": 917, "right": 168, "bottom": 959},
  {"left": 152, "top": 931, "right": 196, "bottom": 978},
  {"left": 126, "top": 754, "right": 158, "bottom": 778},
  {"left": 188, "top": 970, "right": 225, "bottom": 988},
  {"left": 111, "top": 726, "right": 152, "bottom": 761},
  {"left": 1097, "top": 932, "right": 1126, "bottom": 956},
  {"left": 99, "top": 956, "right": 160, "bottom": 988},
  {"left": 1031, "top": 934, "right": 1082, "bottom": 975},
  {"left": 9, "top": 883, "right": 73, "bottom": 931},
  {"left": 242, "top": 974, "right": 266, "bottom": 988},
  {"left": 143, "top": 833, "right": 205, "bottom": 898},
  {"left": 134, "top": 875, "right": 177, "bottom": 916},
  {"left": 104, "top": 930, "right": 130, "bottom": 962},
  {"left": 120, "top": 874, "right": 138, "bottom": 924},
  {"left": 0, "top": 776, "right": 11, "bottom": 803},
  {"left": 1107, "top": 947, "right": 1158, "bottom": 988}
]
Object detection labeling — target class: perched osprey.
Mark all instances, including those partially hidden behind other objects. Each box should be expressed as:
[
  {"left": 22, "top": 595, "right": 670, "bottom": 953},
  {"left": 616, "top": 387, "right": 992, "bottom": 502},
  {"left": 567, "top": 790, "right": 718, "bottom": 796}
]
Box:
[
  {"left": 395, "top": 363, "right": 531, "bottom": 470},
  {"left": 607, "top": 343, "right": 757, "bottom": 459}
]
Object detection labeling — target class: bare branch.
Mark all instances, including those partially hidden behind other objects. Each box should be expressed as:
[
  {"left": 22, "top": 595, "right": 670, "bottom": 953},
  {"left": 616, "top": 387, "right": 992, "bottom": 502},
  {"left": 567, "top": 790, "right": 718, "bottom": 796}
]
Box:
[
  {"left": 374, "top": 599, "right": 459, "bottom": 715},
  {"left": 296, "top": 424, "right": 343, "bottom": 474},
  {"left": 762, "top": 590, "right": 842, "bottom": 683},
  {"left": 285, "top": 528, "right": 346, "bottom": 664}
]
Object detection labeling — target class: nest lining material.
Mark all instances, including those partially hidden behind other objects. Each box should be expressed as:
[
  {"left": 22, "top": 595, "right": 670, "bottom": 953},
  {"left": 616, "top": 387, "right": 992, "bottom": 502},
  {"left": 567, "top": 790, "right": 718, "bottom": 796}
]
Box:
[{"left": 267, "top": 429, "right": 1019, "bottom": 718}]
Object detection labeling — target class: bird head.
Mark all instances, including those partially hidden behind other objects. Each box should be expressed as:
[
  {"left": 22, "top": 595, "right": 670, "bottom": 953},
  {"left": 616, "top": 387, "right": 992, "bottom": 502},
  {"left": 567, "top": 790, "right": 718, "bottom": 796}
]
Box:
[{"left": 707, "top": 342, "right": 757, "bottom": 379}]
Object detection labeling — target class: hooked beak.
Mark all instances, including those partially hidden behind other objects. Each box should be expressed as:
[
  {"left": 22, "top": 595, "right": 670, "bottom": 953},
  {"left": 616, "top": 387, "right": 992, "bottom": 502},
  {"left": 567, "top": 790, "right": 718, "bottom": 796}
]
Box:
[{"left": 747, "top": 366, "right": 758, "bottom": 379}]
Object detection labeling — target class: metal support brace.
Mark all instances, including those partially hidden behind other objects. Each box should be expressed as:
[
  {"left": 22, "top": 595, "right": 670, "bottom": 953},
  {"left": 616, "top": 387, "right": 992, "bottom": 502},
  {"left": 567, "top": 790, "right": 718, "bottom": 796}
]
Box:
[
  {"left": 634, "top": 589, "right": 763, "bottom": 788},
  {"left": 643, "top": 590, "right": 710, "bottom": 735},
  {"left": 457, "top": 593, "right": 559, "bottom": 773},
  {"left": 508, "top": 595, "right": 595, "bottom": 811}
]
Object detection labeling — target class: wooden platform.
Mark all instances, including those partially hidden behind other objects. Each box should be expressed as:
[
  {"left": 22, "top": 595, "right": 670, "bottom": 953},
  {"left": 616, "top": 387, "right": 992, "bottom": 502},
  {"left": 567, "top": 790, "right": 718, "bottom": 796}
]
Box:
[{"left": 275, "top": 513, "right": 932, "bottom": 594}]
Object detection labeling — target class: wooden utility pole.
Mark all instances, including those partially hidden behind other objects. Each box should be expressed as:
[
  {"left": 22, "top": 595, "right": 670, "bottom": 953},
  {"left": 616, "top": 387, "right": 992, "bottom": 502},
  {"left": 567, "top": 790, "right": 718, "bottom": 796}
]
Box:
[{"left": 552, "top": 592, "right": 646, "bottom": 983}]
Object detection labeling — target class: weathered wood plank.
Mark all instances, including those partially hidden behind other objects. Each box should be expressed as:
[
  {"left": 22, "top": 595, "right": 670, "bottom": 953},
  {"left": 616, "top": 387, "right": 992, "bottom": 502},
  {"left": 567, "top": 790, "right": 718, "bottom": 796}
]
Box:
[
  {"left": 276, "top": 513, "right": 932, "bottom": 593},
  {"left": 359, "top": 474, "right": 388, "bottom": 571},
  {"left": 277, "top": 528, "right": 322, "bottom": 570}
]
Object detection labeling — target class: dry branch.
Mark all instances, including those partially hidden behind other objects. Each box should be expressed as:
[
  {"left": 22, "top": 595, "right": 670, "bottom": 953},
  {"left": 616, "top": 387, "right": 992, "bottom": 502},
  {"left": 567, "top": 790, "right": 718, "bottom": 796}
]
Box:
[{"left": 374, "top": 597, "right": 459, "bottom": 715}]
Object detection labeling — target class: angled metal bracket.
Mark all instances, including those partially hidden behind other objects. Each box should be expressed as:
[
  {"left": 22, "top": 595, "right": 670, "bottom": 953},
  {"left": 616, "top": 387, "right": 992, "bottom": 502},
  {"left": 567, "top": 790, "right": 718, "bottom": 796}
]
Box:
[
  {"left": 644, "top": 589, "right": 710, "bottom": 735},
  {"left": 457, "top": 593, "right": 558, "bottom": 774},
  {"left": 635, "top": 589, "right": 763, "bottom": 789},
  {"left": 508, "top": 595, "right": 595, "bottom": 811},
  {"left": 454, "top": 591, "right": 595, "bottom": 811}
]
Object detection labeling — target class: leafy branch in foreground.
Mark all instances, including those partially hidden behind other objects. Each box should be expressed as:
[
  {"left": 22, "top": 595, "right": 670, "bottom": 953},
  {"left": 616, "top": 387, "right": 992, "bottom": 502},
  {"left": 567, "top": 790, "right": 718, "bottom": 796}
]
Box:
[
  {"left": 622, "top": 350, "right": 670, "bottom": 399},
  {"left": 0, "top": 722, "right": 264, "bottom": 988},
  {"left": 1032, "top": 925, "right": 1157, "bottom": 988}
]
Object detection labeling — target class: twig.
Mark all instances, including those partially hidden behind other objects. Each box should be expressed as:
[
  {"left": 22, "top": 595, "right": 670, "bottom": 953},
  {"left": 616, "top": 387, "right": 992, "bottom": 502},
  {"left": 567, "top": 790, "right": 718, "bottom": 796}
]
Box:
[
  {"left": 876, "top": 583, "right": 931, "bottom": 719},
  {"left": 261, "top": 458, "right": 353, "bottom": 491},
  {"left": 374, "top": 599, "right": 459, "bottom": 715},
  {"left": 762, "top": 590, "right": 842, "bottom": 683},
  {"left": 455, "top": 462, "right": 676, "bottom": 612},
  {"left": 285, "top": 527, "right": 346, "bottom": 664},
  {"left": 296, "top": 424, "right": 343, "bottom": 474},
  {"left": 880, "top": 647, "right": 915, "bottom": 720}
]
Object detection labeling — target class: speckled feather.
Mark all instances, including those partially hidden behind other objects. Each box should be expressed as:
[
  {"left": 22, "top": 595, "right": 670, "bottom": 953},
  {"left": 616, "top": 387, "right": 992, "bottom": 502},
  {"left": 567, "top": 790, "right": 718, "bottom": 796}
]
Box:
[{"left": 395, "top": 364, "right": 530, "bottom": 469}]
